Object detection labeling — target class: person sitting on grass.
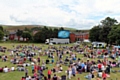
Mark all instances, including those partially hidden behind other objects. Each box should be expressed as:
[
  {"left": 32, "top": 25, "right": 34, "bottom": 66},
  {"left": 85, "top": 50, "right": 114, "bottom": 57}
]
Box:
[
  {"left": 85, "top": 72, "right": 92, "bottom": 80},
  {"left": 11, "top": 66, "right": 15, "bottom": 71},
  {"left": 0, "top": 67, "right": 3, "bottom": 72},
  {"left": 102, "top": 71, "right": 107, "bottom": 80},
  {"left": 3, "top": 66, "right": 9, "bottom": 73},
  {"left": 52, "top": 74, "right": 58, "bottom": 80},
  {"left": 59, "top": 65, "right": 63, "bottom": 71},
  {"left": 52, "top": 66, "right": 56, "bottom": 73},
  {"left": 44, "top": 76, "right": 48, "bottom": 80},
  {"left": 21, "top": 77, "right": 25, "bottom": 80}
]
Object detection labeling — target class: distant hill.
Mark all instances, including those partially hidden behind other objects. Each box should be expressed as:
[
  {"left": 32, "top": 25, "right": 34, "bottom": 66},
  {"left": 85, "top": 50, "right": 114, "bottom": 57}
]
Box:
[{"left": 2, "top": 25, "right": 77, "bottom": 31}]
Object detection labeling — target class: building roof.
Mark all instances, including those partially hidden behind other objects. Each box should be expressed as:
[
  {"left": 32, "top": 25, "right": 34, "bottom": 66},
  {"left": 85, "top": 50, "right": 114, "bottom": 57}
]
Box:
[
  {"left": 74, "top": 32, "right": 89, "bottom": 36},
  {"left": 9, "top": 32, "right": 16, "bottom": 34}
]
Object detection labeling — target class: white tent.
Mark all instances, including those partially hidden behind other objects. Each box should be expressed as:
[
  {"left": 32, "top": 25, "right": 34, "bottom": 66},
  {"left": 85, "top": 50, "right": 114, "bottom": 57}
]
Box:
[{"left": 83, "top": 39, "right": 90, "bottom": 43}]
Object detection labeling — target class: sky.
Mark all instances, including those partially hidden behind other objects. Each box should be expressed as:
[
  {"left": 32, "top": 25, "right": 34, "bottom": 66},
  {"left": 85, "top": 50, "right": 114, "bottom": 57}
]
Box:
[{"left": 0, "top": 0, "right": 120, "bottom": 30}]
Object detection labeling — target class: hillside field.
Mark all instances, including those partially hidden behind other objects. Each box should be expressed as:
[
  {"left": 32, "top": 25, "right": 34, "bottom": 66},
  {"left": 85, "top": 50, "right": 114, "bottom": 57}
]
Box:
[{"left": 0, "top": 43, "right": 119, "bottom": 80}]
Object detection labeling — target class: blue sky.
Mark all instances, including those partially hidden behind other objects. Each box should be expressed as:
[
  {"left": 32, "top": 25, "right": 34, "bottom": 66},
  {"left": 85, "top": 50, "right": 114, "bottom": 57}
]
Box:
[{"left": 0, "top": 0, "right": 120, "bottom": 29}]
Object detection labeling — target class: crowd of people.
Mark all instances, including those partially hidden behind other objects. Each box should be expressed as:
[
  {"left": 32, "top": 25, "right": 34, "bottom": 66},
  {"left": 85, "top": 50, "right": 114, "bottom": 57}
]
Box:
[{"left": 0, "top": 43, "right": 120, "bottom": 80}]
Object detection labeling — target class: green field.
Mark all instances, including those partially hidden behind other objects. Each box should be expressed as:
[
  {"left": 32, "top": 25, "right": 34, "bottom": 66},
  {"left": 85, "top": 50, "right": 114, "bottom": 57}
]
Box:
[{"left": 0, "top": 43, "right": 119, "bottom": 80}]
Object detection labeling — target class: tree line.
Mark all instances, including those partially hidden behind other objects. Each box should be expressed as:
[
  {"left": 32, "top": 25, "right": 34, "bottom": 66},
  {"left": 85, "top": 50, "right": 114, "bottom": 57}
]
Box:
[
  {"left": 0, "top": 26, "right": 65, "bottom": 43},
  {"left": 89, "top": 17, "right": 120, "bottom": 45}
]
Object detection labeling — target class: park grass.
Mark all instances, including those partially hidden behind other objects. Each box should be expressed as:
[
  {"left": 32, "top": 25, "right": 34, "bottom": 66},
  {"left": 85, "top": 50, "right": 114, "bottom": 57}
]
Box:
[{"left": 0, "top": 43, "right": 120, "bottom": 80}]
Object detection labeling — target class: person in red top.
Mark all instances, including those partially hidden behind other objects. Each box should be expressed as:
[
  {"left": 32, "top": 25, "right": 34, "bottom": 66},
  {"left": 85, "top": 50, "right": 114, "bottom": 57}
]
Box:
[
  {"left": 21, "top": 77, "right": 25, "bottom": 80},
  {"left": 23, "top": 57, "right": 26, "bottom": 62},
  {"left": 98, "top": 62, "right": 102, "bottom": 72},
  {"left": 48, "top": 69, "right": 52, "bottom": 80},
  {"left": 34, "top": 64, "right": 38, "bottom": 73},
  {"left": 34, "top": 72, "right": 37, "bottom": 78},
  {"left": 0, "top": 67, "right": 3, "bottom": 72},
  {"left": 102, "top": 71, "right": 107, "bottom": 80}
]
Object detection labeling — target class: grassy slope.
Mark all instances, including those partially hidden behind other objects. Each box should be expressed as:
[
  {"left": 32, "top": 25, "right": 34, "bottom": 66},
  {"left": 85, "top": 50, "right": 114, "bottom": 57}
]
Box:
[
  {"left": 0, "top": 43, "right": 119, "bottom": 80},
  {"left": 2, "top": 25, "right": 76, "bottom": 31}
]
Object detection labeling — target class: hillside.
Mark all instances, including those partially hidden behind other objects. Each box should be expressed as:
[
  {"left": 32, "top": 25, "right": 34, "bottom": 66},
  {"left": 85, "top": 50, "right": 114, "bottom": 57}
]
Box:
[{"left": 2, "top": 25, "right": 77, "bottom": 31}]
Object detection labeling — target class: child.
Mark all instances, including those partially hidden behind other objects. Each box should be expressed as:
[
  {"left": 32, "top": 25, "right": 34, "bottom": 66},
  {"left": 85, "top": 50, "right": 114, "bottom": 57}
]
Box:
[{"left": 51, "top": 59, "right": 54, "bottom": 64}]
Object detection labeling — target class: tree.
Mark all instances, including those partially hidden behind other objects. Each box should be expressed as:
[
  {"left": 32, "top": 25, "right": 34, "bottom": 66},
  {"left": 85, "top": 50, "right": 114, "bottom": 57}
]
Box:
[
  {"left": 99, "top": 26, "right": 111, "bottom": 43},
  {"left": 24, "top": 27, "right": 31, "bottom": 32},
  {"left": 100, "top": 17, "right": 118, "bottom": 27},
  {"left": 33, "top": 31, "right": 46, "bottom": 43},
  {"left": 108, "top": 25, "right": 120, "bottom": 45},
  {"left": 22, "top": 31, "right": 32, "bottom": 41},
  {"left": 16, "top": 29, "right": 23, "bottom": 41},
  {"left": 53, "top": 28, "right": 59, "bottom": 38},
  {"left": 4, "top": 30, "right": 9, "bottom": 37},
  {"left": 0, "top": 26, "right": 3, "bottom": 31},
  {"left": 89, "top": 26, "right": 101, "bottom": 42},
  {"left": 99, "top": 17, "right": 118, "bottom": 44},
  {"left": 31, "top": 27, "right": 41, "bottom": 31},
  {"left": 59, "top": 27, "right": 64, "bottom": 30},
  {"left": 48, "top": 28, "right": 53, "bottom": 38},
  {"left": 33, "top": 27, "right": 59, "bottom": 43},
  {"left": 89, "top": 17, "right": 118, "bottom": 43},
  {"left": 0, "top": 30, "right": 4, "bottom": 40}
]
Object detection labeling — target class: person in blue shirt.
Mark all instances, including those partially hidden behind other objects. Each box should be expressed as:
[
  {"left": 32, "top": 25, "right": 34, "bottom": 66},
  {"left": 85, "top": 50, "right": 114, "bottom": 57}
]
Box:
[
  {"left": 51, "top": 59, "right": 54, "bottom": 64},
  {"left": 72, "top": 66, "right": 76, "bottom": 77},
  {"left": 31, "top": 65, "right": 34, "bottom": 73},
  {"left": 81, "top": 62, "right": 85, "bottom": 69}
]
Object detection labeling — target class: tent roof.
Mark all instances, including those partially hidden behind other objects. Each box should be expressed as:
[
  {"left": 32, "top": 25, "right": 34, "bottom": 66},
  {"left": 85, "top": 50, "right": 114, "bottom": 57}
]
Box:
[{"left": 114, "top": 46, "right": 120, "bottom": 48}]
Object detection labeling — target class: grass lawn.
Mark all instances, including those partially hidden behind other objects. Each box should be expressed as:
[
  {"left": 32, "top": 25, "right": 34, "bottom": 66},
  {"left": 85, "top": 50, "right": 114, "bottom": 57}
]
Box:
[{"left": 0, "top": 43, "right": 119, "bottom": 80}]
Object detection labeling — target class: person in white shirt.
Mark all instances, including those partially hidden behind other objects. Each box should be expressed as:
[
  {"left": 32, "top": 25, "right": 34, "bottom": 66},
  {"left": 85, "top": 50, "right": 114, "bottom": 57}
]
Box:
[
  {"left": 26, "top": 76, "right": 30, "bottom": 80},
  {"left": 59, "top": 65, "right": 63, "bottom": 71},
  {"left": 101, "top": 65, "right": 105, "bottom": 71},
  {"left": 11, "top": 66, "right": 15, "bottom": 71},
  {"left": 3, "top": 66, "right": 9, "bottom": 73}
]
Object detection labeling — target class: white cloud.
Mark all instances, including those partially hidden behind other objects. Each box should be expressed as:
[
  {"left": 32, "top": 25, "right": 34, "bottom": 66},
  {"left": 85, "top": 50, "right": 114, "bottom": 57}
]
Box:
[{"left": 0, "top": 0, "right": 120, "bottom": 29}]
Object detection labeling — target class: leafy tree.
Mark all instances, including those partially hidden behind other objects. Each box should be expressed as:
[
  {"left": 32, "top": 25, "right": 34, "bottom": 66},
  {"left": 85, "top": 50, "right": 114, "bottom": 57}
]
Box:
[
  {"left": 48, "top": 28, "right": 53, "bottom": 38},
  {"left": 99, "top": 26, "right": 111, "bottom": 43},
  {"left": 33, "top": 27, "right": 59, "bottom": 43},
  {"left": 53, "top": 28, "right": 59, "bottom": 38},
  {"left": 24, "top": 27, "right": 31, "bottom": 32},
  {"left": 0, "top": 26, "right": 3, "bottom": 31},
  {"left": 22, "top": 31, "right": 32, "bottom": 41},
  {"left": 4, "top": 30, "right": 9, "bottom": 37},
  {"left": 99, "top": 17, "right": 118, "bottom": 44},
  {"left": 89, "top": 17, "right": 118, "bottom": 44},
  {"left": 16, "top": 29, "right": 23, "bottom": 41},
  {"left": 42, "top": 26, "right": 49, "bottom": 39},
  {"left": 0, "top": 30, "right": 4, "bottom": 40},
  {"left": 59, "top": 27, "right": 64, "bottom": 30},
  {"left": 31, "top": 27, "right": 41, "bottom": 31},
  {"left": 89, "top": 26, "right": 101, "bottom": 42},
  {"left": 33, "top": 31, "right": 46, "bottom": 43},
  {"left": 100, "top": 17, "right": 118, "bottom": 27},
  {"left": 108, "top": 25, "right": 120, "bottom": 44}
]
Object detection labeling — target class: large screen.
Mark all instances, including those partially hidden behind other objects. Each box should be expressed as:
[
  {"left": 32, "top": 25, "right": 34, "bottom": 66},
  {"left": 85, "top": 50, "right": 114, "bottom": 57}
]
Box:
[{"left": 58, "top": 30, "right": 70, "bottom": 38}]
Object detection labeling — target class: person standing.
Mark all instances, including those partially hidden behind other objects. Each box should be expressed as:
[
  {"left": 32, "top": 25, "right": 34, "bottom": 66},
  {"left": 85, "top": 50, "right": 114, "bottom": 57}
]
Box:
[
  {"left": 37, "top": 57, "right": 40, "bottom": 63},
  {"left": 31, "top": 65, "right": 34, "bottom": 74},
  {"left": 25, "top": 68, "right": 28, "bottom": 77},
  {"left": 68, "top": 66, "right": 72, "bottom": 79},
  {"left": 72, "top": 66, "right": 76, "bottom": 77},
  {"left": 48, "top": 69, "right": 52, "bottom": 80}
]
